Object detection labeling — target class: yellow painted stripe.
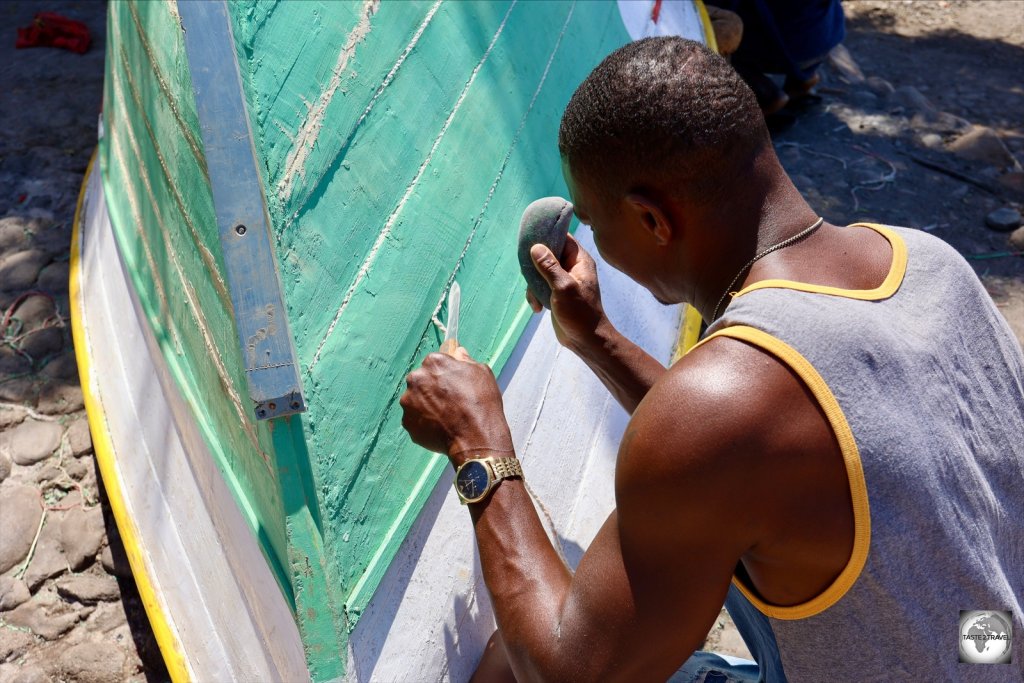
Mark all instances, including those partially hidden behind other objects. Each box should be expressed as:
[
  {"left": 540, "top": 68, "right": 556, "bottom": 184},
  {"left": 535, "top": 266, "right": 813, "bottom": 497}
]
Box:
[
  {"left": 734, "top": 223, "right": 908, "bottom": 302},
  {"left": 70, "top": 151, "right": 191, "bottom": 682},
  {"left": 694, "top": 326, "right": 872, "bottom": 621},
  {"left": 671, "top": 2, "right": 717, "bottom": 360},
  {"left": 672, "top": 304, "right": 704, "bottom": 363},
  {"left": 695, "top": 0, "right": 719, "bottom": 54}
]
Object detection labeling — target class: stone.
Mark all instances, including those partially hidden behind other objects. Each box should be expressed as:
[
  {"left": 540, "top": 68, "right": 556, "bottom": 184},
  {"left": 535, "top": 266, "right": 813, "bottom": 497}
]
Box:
[
  {"left": 0, "top": 576, "right": 31, "bottom": 611},
  {"left": 891, "top": 86, "right": 934, "bottom": 114},
  {"left": 84, "top": 600, "right": 129, "bottom": 635},
  {"left": 706, "top": 5, "right": 743, "bottom": 55},
  {"left": 60, "top": 506, "right": 105, "bottom": 570},
  {"left": 0, "top": 217, "right": 31, "bottom": 250},
  {"left": 9, "top": 665, "right": 49, "bottom": 683},
  {"left": 67, "top": 418, "right": 92, "bottom": 456},
  {"left": 12, "top": 294, "right": 56, "bottom": 331},
  {"left": 0, "top": 404, "right": 27, "bottom": 429},
  {"left": 2, "top": 591, "right": 91, "bottom": 641},
  {"left": 0, "top": 627, "right": 35, "bottom": 664},
  {"left": 850, "top": 90, "right": 878, "bottom": 109},
  {"left": 18, "top": 327, "right": 64, "bottom": 362},
  {"left": 1006, "top": 226, "right": 1024, "bottom": 252},
  {"left": 998, "top": 171, "right": 1024, "bottom": 194},
  {"left": 56, "top": 574, "right": 120, "bottom": 604},
  {"left": 933, "top": 112, "right": 971, "bottom": 135},
  {"left": 99, "top": 544, "right": 132, "bottom": 580},
  {"left": 985, "top": 207, "right": 1022, "bottom": 233},
  {"left": 948, "top": 126, "right": 1017, "bottom": 169},
  {"left": 827, "top": 44, "right": 864, "bottom": 84},
  {"left": 37, "top": 383, "right": 84, "bottom": 415},
  {"left": 41, "top": 351, "right": 78, "bottom": 380},
  {"left": 0, "top": 249, "right": 50, "bottom": 292},
  {"left": 23, "top": 217, "right": 66, "bottom": 258},
  {"left": 0, "top": 454, "right": 9, "bottom": 483},
  {"left": 1, "top": 418, "right": 62, "bottom": 465},
  {"left": 33, "top": 464, "right": 63, "bottom": 485},
  {"left": 0, "top": 484, "right": 44, "bottom": 573},
  {"left": 0, "top": 343, "right": 32, "bottom": 376},
  {"left": 36, "top": 261, "right": 69, "bottom": 295},
  {"left": 0, "top": 377, "right": 38, "bottom": 405},
  {"left": 58, "top": 641, "right": 126, "bottom": 683},
  {"left": 865, "top": 76, "right": 895, "bottom": 97},
  {"left": 63, "top": 458, "right": 90, "bottom": 481},
  {"left": 24, "top": 525, "right": 68, "bottom": 591},
  {"left": 919, "top": 132, "right": 943, "bottom": 150}
]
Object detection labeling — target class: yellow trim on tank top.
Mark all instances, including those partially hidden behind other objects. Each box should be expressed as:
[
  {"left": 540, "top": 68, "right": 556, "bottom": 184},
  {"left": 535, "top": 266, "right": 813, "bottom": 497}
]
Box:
[
  {"left": 690, "top": 325, "right": 872, "bottom": 621},
  {"left": 732, "top": 223, "right": 908, "bottom": 302}
]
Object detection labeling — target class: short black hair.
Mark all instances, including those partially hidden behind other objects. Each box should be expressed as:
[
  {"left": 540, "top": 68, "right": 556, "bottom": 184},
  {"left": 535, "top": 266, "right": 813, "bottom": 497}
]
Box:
[{"left": 559, "top": 37, "right": 768, "bottom": 204}]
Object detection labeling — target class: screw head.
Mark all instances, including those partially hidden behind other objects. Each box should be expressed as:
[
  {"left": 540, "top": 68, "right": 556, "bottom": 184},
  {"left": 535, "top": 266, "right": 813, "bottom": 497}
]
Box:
[
  {"left": 235, "top": 224, "right": 247, "bottom": 235},
  {"left": 291, "top": 401, "right": 300, "bottom": 409}
]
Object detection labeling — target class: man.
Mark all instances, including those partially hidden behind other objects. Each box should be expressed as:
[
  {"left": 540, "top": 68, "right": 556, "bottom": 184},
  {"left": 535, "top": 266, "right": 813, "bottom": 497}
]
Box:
[{"left": 400, "top": 37, "right": 1024, "bottom": 681}]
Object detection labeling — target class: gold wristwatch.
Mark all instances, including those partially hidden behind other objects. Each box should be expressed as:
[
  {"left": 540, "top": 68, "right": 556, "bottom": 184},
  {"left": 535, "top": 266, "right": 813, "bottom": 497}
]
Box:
[{"left": 453, "top": 456, "right": 522, "bottom": 504}]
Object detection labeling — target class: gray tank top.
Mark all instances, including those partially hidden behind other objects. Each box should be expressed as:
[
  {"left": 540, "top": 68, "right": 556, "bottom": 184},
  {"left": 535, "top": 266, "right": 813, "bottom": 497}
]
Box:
[{"left": 704, "top": 224, "right": 1024, "bottom": 681}]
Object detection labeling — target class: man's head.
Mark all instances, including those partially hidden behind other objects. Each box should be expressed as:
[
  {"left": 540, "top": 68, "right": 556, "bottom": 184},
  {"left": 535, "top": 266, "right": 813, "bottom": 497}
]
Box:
[{"left": 558, "top": 37, "right": 771, "bottom": 302}]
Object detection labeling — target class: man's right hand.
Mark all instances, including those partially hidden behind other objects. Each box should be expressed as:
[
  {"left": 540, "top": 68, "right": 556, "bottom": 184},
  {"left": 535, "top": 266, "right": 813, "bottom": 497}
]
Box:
[{"left": 528, "top": 234, "right": 609, "bottom": 354}]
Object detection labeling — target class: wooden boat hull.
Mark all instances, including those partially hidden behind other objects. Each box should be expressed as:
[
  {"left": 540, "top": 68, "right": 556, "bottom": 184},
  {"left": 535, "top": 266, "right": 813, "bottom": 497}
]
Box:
[{"left": 74, "top": 1, "right": 713, "bottom": 680}]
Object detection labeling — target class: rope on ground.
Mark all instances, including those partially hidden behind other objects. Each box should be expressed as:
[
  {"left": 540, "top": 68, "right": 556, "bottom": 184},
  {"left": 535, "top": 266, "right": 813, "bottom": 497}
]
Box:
[{"left": 850, "top": 145, "right": 898, "bottom": 212}]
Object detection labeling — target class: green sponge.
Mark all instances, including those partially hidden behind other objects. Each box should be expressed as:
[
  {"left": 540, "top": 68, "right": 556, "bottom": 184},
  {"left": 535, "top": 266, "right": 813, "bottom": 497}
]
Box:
[{"left": 517, "top": 196, "right": 573, "bottom": 309}]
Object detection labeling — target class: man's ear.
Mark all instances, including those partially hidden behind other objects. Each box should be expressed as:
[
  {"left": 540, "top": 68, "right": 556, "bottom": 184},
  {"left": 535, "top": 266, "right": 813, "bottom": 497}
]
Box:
[{"left": 625, "top": 192, "right": 674, "bottom": 246}]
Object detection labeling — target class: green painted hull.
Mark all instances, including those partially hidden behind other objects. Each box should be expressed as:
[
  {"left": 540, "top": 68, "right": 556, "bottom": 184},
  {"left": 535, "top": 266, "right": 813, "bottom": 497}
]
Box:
[{"left": 97, "top": 1, "right": 675, "bottom": 678}]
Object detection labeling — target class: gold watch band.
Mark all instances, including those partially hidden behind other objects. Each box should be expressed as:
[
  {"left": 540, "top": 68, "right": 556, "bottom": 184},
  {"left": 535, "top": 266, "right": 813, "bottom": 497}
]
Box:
[
  {"left": 453, "top": 455, "right": 523, "bottom": 504},
  {"left": 490, "top": 456, "right": 523, "bottom": 480}
]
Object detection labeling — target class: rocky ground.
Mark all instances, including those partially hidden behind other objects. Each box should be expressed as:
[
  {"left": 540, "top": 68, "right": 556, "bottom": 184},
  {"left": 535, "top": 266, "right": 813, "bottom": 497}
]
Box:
[
  {"left": 0, "top": 0, "right": 1021, "bottom": 680},
  {"left": 1, "top": 2, "right": 168, "bottom": 681}
]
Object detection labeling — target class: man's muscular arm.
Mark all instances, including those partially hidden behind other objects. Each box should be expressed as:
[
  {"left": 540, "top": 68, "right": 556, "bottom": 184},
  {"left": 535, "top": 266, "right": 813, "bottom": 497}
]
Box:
[
  {"left": 402, "top": 340, "right": 782, "bottom": 682},
  {"left": 528, "top": 237, "right": 666, "bottom": 414}
]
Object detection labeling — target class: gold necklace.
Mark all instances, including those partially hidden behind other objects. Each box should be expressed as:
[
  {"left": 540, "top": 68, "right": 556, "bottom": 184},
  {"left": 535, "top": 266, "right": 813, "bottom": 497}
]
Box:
[{"left": 710, "top": 217, "right": 824, "bottom": 322}]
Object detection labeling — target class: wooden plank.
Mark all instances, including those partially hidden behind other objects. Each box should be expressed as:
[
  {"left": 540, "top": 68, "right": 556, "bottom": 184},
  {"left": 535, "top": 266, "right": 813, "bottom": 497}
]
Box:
[{"left": 178, "top": 0, "right": 306, "bottom": 420}]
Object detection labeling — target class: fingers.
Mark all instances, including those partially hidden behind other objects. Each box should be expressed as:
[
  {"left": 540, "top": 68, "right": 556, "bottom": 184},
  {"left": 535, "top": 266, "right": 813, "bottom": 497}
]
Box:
[
  {"left": 452, "top": 345, "right": 472, "bottom": 362},
  {"left": 562, "top": 234, "right": 596, "bottom": 272},
  {"left": 530, "top": 243, "right": 574, "bottom": 293},
  {"left": 526, "top": 289, "right": 542, "bottom": 313}
]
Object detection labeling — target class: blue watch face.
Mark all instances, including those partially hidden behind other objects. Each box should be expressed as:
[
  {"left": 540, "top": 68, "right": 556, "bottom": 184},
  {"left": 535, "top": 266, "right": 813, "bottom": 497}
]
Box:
[{"left": 456, "top": 461, "right": 491, "bottom": 501}]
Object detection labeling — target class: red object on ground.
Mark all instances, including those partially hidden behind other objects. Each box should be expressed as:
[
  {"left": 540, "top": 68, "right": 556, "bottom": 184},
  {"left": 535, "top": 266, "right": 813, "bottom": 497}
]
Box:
[
  {"left": 16, "top": 12, "right": 91, "bottom": 54},
  {"left": 651, "top": 0, "right": 663, "bottom": 24}
]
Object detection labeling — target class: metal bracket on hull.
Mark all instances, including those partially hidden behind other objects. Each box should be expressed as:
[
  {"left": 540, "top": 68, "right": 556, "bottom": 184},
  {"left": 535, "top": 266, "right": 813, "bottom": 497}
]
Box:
[{"left": 178, "top": 1, "right": 305, "bottom": 420}]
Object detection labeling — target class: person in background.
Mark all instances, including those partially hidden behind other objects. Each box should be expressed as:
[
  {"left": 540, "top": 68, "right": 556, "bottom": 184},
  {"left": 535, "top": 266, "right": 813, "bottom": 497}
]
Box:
[{"left": 706, "top": 0, "right": 845, "bottom": 117}]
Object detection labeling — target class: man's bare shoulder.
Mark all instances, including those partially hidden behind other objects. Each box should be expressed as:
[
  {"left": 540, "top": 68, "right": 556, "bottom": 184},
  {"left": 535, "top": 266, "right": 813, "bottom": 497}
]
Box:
[
  {"left": 619, "top": 334, "right": 795, "bottom": 478},
  {"left": 615, "top": 334, "right": 831, "bottom": 545}
]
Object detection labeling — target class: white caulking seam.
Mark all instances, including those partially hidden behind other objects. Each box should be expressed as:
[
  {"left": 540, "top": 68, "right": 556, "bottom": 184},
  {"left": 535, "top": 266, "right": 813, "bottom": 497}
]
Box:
[
  {"left": 428, "top": 1, "right": 576, "bottom": 328},
  {"left": 308, "top": 1, "right": 518, "bottom": 373},
  {"left": 165, "top": 0, "right": 181, "bottom": 27},
  {"left": 112, "top": 85, "right": 266, "bottom": 466},
  {"left": 115, "top": 36, "right": 233, "bottom": 311},
  {"left": 277, "top": 0, "right": 381, "bottom": 202},
  {"left": 286, "top": 0, "right": 444, "bottom": 224},
  {"left": 121, "top": 3, "right": 206, "bottom": 178},
  {"left": 111, "top": 64, "right": 271, "bottom": 469}
]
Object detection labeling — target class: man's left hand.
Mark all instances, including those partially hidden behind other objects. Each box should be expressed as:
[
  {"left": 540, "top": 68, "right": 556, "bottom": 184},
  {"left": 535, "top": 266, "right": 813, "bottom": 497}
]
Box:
[{"left": 400, "top": 347, "right": 514, "bottom": 462}]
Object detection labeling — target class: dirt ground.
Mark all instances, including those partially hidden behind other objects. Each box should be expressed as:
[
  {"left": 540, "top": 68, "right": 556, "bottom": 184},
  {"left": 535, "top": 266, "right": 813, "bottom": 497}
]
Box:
[{"left": 1, "top": 1, "right": 1021, "bottom": 680}]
